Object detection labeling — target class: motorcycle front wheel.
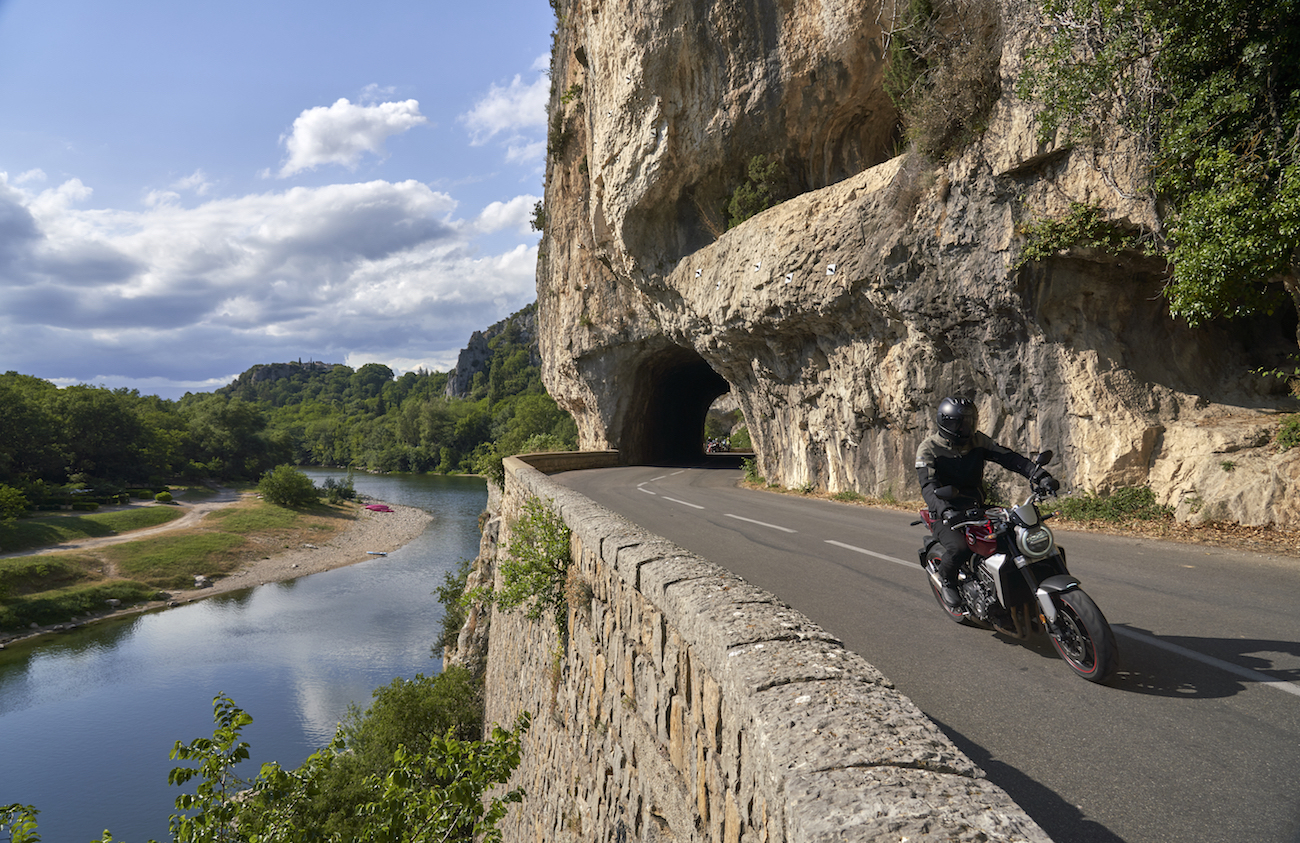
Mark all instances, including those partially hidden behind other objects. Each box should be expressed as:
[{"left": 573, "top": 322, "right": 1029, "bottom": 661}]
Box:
[{"left": 1049, "top": 589, "right": 1118, "bottom": 683}]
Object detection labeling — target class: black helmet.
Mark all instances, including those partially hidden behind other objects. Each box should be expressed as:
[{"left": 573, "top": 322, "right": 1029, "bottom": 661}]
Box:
[{"left": 936, "top": 397, "right": 977, "bottom": 445}]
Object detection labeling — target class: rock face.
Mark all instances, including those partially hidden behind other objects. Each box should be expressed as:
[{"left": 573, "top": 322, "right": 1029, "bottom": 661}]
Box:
[
  {"left": 536, "top": 0, "right": 1300, "bottom": 527},
  {"left": 444, "top": 304, "right": 541, "bottom": 399}
]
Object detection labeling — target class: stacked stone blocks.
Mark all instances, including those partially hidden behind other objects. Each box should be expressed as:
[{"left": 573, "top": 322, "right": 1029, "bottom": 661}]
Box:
[{"left": 483, "top": 456, "right": 1050, "bottom": 842}]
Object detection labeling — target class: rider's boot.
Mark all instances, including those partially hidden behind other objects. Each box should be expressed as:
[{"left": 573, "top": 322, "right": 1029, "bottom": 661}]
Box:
[{"left": 940, "top": 573, "right": 961, "bottom": 610}]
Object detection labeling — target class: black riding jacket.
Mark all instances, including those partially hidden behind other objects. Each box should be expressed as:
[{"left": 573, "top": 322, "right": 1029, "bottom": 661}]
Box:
[{"left": 915, "top": 431, "right": 1036, "bottom": 516}]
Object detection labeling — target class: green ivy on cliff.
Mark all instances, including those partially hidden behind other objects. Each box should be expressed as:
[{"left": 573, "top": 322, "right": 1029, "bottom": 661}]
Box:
[{"left": 1017, "top": 0, "right": 1300, "bottom": 339}]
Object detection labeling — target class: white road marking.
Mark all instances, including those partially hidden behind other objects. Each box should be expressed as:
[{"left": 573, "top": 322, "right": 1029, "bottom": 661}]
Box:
[
  {"left": 1113, "top": 627, "right": 1300, "bottom": 699},
  {"left": 637, "top": 486, "right": 657, "bottom": 495},
  {"left": 824, "top": 540, "right": 915, "bottom": 569},
  {"left": 725, "top": 513, "right": 796, "bottom": 533},
  {"left": 663, "top": 496, "right": 705, "bottom": 510}
]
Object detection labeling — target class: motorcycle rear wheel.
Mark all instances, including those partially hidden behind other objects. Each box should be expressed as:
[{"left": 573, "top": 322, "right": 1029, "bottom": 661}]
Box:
[{"left": 1049, "top": 589, "right": 1118, "bottom": 683}]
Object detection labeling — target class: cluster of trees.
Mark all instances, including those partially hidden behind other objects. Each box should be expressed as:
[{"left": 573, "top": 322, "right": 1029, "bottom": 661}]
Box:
[
  {"left": 0, "top": 372, "right": 286, "bottom": 498},
  {"left": 221, "top": 320, "right": 574, "bottom": 481},
  {"left": 0, "top": 312, "right": 577, "bottom": 506}
]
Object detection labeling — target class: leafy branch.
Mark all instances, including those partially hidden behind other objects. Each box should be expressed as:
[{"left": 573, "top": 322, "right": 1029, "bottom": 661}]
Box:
[{"left": 465, "top": 496, "right": 573, "bottom": 636}]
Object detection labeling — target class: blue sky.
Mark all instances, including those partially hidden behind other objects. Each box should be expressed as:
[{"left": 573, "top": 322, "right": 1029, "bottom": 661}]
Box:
[{"left": 0, "top": 0, "right": 555, "bottom": 398}]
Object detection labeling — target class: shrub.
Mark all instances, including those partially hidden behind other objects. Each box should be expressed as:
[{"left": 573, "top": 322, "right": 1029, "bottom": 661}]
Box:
[
  {"left": 885, "top": 0, "right": 1003, "bottom": 160},
  {"left": 1054, "top": 486, "right": 1172, "bottom": 523},
  {"left": 1015, "top": 202, "right": 1150, "bottom": 268},
  {"left": 741, "top": 457, "right": 763, "bottom": 484},
  {"left": 319, "top": 473, "right": 357, "bottom": 504},
  {"left": 466, "top": 496, "right": 572, "bottom": 636},
  {"left": 257, "top": 464, "right": 318, "bottom": 508},
  {"left": 435, "top": 557, "right": 473, "bottom": 656},
  {"left": 0, "top": 485, "right": 29, "bottom": 521},
  {"left": 1277, "top": 415, "right": 1300, "bottom": 451},
  {"left": 727, "top": 154, "right": 788, "bottom": 228},
  {"left": 154, "top": 491, "right": 173, "bottom": 504}
]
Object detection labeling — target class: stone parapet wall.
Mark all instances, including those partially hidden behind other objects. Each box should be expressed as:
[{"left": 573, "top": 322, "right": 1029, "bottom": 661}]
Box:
[{"left": 481, "top": 454, "right": 1051, "bottom": 842}]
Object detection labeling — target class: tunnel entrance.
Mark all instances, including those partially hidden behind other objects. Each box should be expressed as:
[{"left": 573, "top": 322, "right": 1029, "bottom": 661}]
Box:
[{"left": 619, "top": 345, "right": 731, "bottom": 464}]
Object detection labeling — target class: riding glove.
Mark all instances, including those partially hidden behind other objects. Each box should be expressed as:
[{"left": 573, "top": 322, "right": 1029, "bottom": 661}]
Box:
[{"left": 1031, "top": 468, "right": 1060, "bottom": 493}]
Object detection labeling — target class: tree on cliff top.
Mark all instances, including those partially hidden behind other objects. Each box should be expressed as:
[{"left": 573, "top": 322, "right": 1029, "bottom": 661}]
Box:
[{"left": 1018, "top": 0, "right": 1300, "bottom": 355}]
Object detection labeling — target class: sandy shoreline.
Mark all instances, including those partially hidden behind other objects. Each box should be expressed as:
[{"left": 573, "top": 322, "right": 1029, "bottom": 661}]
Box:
[
  {"left": 0, "top": 496, "right": 435, "bottom": 647},
  {"left": 189, "top": 499, "right": 434, "bottom": 598}
]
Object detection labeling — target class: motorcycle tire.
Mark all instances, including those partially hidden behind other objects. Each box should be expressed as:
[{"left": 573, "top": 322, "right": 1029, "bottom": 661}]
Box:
[
  {"left": 1049, "top": 589, "right": 1119, "bottom": 683},
  {"left": 924, "top": 543, "right": 977, "bottom": 627}
]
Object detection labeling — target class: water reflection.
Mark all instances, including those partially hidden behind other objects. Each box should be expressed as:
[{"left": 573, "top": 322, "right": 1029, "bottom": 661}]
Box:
[{"left": 0, "top": 472, "right": 486, "bottom": 843}]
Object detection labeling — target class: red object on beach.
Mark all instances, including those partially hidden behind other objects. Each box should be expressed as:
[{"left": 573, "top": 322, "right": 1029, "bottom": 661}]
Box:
[{"left": 365, "top": 504, "right": 394, "bottom": 512}]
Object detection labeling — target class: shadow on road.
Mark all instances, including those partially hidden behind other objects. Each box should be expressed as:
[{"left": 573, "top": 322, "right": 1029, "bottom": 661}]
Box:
[
  {"left": 932, "top": 715, "right": 1128, "bottom": 843},
  {"left": 1108, "top": 625, "right": 1300, "bottom": 699}
]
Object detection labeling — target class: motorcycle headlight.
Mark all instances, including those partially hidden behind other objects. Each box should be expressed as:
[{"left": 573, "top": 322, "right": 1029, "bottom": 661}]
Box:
[{"left": 1016, "top": 524, "right": 1055, "bottom": 559}]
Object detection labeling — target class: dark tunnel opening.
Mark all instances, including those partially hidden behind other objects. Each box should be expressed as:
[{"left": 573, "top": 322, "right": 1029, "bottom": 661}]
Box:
[{"left": 619, "top": 345, "right": 731, "bottom": 465}]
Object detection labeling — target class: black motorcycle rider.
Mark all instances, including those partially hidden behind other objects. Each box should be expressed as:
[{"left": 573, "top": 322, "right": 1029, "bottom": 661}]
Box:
[{"left": 915, "top": 397, "right": 1059, "bottom": 609}]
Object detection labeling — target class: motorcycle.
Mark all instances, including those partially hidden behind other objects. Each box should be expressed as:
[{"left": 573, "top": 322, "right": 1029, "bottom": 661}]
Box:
[{"left": 914, "top": 450, "right": 1119, "bottom": 683}]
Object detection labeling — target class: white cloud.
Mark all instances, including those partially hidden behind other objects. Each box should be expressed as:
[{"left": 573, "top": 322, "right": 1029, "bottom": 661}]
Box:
[
  {"left": 0, "top": 175, "right": 539, "bottom": 399},
  {"left": 277, "top": 98, "right": 428, "bottom": 177},
  {"left": 172, "top": 169, "right": 214, "bottom": 196},
  {"left": 460, "top": 68, "right": 548, "bottom": 144},
  {"left": 475, "top": 194, "right": 540, "bottom": 235},
  {"left": 14, "top": 169, "right": 47, "bottom": 185}
]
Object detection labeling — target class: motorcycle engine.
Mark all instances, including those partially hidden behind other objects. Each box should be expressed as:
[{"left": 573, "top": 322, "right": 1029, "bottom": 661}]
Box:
[{"left": 961, "top": 567, "right": 999, "bottom": 621}]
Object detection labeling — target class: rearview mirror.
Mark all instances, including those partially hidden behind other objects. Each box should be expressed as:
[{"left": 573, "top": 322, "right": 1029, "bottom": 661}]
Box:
[{"left": 1033, "top": 449, "right": 1054, "bottom": 467}]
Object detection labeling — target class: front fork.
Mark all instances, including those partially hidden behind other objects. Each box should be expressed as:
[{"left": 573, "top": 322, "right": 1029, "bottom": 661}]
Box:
[{"left": 1017, "top": 555, "right": 1080, "bottom": 630}]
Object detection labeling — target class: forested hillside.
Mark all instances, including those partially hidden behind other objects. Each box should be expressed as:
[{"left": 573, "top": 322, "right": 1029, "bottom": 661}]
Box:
[{"left": 0, "top": 307, "right": 575, "bottom": 508}]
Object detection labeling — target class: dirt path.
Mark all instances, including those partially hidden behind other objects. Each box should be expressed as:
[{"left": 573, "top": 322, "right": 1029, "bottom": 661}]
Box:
[
  {"left": 1, "top": 492, "right": 435, "bottom": 646},
  {"left": 0, "top": 488, "right": 243, "bottom": 561}
]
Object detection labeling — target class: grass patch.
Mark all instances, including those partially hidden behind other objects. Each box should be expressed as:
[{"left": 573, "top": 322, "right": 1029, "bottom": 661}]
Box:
[
  {"left": 1, "top": 497, "right": 357, "bottom": 634},
  {"left": 0, "top": 506, "right": 183, "bottom": 554},
  {"left": 207, "top": 502, "right": 303, "bottom": 532},
  {"left": 0, "top": 580, "right": 160, "bottom": 630},
  {"left": 104, "top": 533, "right": 249, "bottom": 588},
  {"left": 0, "top": 556, "right": 97, "bottom": 599}
]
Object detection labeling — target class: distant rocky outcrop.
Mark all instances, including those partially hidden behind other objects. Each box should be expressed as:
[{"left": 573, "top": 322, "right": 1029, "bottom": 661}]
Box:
[
  {"left": 534, "top": 0, "right": 1300, "bottom": 527},
  {"left": 444, "top": 304, "right": 541, "bottom": 399}
]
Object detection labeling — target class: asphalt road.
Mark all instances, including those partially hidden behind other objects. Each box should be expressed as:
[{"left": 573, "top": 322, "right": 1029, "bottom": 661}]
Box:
[{"left": 555, "top": 462, "right": 1300, "bottom": 843}]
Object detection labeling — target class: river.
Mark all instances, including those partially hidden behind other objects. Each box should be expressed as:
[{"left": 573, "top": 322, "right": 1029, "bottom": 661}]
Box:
[{"left": 0, "top": 471, "right": 486, "bottom": 843}]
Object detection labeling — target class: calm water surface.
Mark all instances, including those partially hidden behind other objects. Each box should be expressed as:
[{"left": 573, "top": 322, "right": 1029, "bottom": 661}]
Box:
[{"left": 0, "top": 471, "right": 486, "bottom": 843}]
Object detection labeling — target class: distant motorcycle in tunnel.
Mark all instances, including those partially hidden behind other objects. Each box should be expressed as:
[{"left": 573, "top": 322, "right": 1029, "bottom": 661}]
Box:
[{"left": 914, "top": 451, "right": 1119, "bottom": 683}]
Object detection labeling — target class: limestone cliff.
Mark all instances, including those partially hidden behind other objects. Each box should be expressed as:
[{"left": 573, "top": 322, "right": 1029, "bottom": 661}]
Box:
[
  {"left": 444, "top": 303, "right": 541, "bottom": 399},
  {"left": 535, "top": 0, "right": 1300, "bottom": 528}
]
